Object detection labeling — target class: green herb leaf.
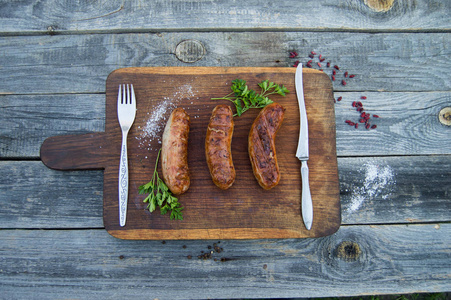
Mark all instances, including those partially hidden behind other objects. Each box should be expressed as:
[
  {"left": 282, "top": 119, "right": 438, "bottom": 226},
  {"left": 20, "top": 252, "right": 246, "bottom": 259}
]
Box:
[
  {"left": 138, "top": 149, "right": 183, "bottom": 220},
  {"left": 149, "top": 198, "right": 156, "bottom": 213},
  {"left": 170, "top": 206, "right": 184, "bottom": 220},
  {"left": 212, "top": 79, "right": 289, "bottom": 116}
]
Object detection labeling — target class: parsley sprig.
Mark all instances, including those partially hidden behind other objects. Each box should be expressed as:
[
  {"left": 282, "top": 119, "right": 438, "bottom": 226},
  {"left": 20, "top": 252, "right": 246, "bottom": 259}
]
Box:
[
  {"left": 138, "top": 149, "right": 183, "bottom": 220},
  {"left": 211, "top": 79, "right": 289, "bottom": 116}
]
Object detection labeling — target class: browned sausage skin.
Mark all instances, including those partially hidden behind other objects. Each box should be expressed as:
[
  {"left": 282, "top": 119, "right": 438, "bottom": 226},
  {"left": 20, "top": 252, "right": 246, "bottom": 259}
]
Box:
[
  {"left": 248, "top": 103, "right": 285, "bottom": 190},
  {"left": 161, "top": 108, "right": 190, "bottom": 195},
  {"left": 205, "top": 105, "right": 236, "bottom": 190}
]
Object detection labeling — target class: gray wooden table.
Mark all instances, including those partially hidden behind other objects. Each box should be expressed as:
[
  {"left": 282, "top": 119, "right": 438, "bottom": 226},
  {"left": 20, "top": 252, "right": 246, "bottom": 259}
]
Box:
[{"left": 1, "top": 1, "right": 450, "bottom": 299}]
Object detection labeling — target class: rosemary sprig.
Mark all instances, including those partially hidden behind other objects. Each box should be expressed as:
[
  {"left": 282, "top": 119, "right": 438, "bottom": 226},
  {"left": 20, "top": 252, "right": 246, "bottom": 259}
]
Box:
[
  {"left": 211, "top": 79, "right": 289, "bottom": 116},
  {"left": 138, "top": 149, "right": 183, "bottom": 220}
]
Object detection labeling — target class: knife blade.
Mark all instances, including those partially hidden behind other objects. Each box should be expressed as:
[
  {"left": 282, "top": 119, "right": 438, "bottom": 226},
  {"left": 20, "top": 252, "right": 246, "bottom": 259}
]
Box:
[{"left": 295, "top": 64, "right": 313, "bottom": 230}]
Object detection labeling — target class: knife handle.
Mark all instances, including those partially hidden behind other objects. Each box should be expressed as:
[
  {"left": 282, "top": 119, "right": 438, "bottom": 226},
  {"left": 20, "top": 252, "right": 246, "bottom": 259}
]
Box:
[
  {"left": 301, "top": 161, "right": 313, "bottom": 230},
  {"left": 118, "top": 133, "right": 129, "bottom": 227}
]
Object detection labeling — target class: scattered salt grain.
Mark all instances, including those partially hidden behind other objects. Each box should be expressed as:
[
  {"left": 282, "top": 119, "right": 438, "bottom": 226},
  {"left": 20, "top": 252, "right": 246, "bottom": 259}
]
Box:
[
  {"left": 347, "top": 161, "right": 396, "bottom": 213},
  {"left": 135, "top": 84, "right": 198, "bottom": 151}
]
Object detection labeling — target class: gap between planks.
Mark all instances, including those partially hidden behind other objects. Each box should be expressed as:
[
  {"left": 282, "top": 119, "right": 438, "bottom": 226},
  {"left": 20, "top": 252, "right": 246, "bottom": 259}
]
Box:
[{"left": 1, "top": 28, "right": 451, "bottom": 38}]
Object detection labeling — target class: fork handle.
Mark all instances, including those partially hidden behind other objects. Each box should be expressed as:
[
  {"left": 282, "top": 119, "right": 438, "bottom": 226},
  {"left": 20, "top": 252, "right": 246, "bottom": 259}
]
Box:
[{"left": 118, "top": 132, "right": 129, "bottom": 227}]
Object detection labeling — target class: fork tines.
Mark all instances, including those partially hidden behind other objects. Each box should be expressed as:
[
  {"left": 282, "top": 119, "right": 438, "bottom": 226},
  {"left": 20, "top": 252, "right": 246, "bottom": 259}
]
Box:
[{"left": 118, "top": 84, "right": 135, "bottom": 105}]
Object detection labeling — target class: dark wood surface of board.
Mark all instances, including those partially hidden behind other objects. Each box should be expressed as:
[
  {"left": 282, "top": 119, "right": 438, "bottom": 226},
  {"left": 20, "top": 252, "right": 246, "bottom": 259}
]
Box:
[{"left": 41, "top": 67, "right": 340, "bottom": 239}]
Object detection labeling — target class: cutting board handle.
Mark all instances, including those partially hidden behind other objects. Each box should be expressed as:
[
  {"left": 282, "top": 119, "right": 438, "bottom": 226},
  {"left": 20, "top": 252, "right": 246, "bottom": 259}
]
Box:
[{"left": 40, "top": 132, "right": 108, "bottom": 170}]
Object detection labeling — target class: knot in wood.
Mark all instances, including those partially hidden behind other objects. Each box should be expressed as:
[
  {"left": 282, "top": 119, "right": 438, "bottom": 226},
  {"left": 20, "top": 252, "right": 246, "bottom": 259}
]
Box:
[
  {"left": 337, "top": 241, "right": 361, "bottom": 261},
  {"left": 438, "top": 107, "right": 451, "bottom": 126},
  {"left": 175, "top": 39, "right": 205, "bottom": 63},
  {"left": 364, "top": 0, "right": 395, "bottom": 12}
]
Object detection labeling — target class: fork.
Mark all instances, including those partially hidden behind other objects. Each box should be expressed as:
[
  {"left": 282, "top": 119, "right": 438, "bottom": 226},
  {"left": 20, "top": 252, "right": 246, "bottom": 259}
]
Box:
[{"left": 117, "top": 84, "right": 136, "bottom": 227}]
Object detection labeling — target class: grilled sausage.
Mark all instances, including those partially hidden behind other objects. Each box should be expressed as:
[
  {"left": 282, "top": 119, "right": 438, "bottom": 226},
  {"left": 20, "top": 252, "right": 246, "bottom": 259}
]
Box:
[
  {"left": 161, "top": 108, "right": 190, "bottom": 195},
  {"left": 248, "top": 103, "right": 285, "bottom": 190},
  {"left": 205, "top": 105, "right": 236, "bottom": 190}
]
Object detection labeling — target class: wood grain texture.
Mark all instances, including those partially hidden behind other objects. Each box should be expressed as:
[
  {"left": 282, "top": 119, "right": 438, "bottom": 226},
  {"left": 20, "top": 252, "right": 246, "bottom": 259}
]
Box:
[
  {"left": 0, "top": 94, "right": 105, "bottom": 158},
  {"left": 333, "top": 91, "right": 451, "bottom": 156},
  {"left": 40, "top": 67, "right": 340, "bottom": 239},
  {"left": 2, "top": 92, "right": 449, "bottom": 158},
  {"left": 41, "top": 133, "right": 108, "bottom": 170},
  {"left": 1, "top": 32, "right": 450, "bottom": 94},
  {"left": 339, "top": 156, "right": 451, "bottom": 224},
  {"left": 1, "top": 0, "right": 450, "bottom": 296},
  {"left": 0, "top": 161, "right": 104, "bottom": 229},
  {"left": 1, "top": 157, "right": 449, "bottom": 229},
  {"left": 0, "top": 224, "right": 449, "bottom": 299},
  {"left": 0, "top": 0, "right": 449, "bottom": 33}
]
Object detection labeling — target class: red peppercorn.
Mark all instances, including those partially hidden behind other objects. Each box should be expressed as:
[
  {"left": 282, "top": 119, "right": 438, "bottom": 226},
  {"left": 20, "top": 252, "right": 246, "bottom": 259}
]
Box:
[
  {"left": 337, "top": 96, "right": 342, "bottom": 101},
  {"left": 327, "top": 62, "right": 331, "bottom": 67},
  {"left": 349, "top": 74, "right": 355, "bottom": 78},
  {"left": 357, "top": 101, "right": 363, "bottom": 107},
  {"left": 344, "top": 71, "right": 348, "bottom": 77},
  {"left": 366, "top": 124, "right": 370, "bottom": 129},
  {"left": 332, "top": 75, "right": 335, "bottom": 81},
  {"left": 355, "top": 123, "right": 358, "bottom": 129},
  {"left": 332, "top": 70, "right": 336, "bottom": 75},
  {"left": 320, "top": 58, "right": 326, "bottom": 62},
  {"left": 361, "top": 96, "right": 367, "bottom": 99},
  {"left": 342, "top": 80, "right": 347, "bottom": 86},
  {"left": 373, "top": 115, "right": 380, "bottom": 118},
  {"left": 334, "top": 65, "right": 340, "bottom": 70},
  {"left": 311, "top": 51, "right": 316, "bottom": 55},
  {"left": 352, "top": 101, "right": 356, "bottom": 107},
  {"left": 318, "top": 62, "right": 322, "bottom": 68},
  {"left": 359, "top": 119, "right": 365, "bottom": 123},
  {"left": 371, "top": 125, "right": 377, "bottom": 129},
  {"left": 309, "top": 54, "right": 314, "bottom": 59}
]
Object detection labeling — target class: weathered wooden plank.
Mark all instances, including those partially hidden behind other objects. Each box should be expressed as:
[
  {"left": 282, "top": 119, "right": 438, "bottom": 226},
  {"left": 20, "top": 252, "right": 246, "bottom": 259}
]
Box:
[
  {"left": 0, "top": 162, "right": 104, "bottom": 228},
  {"left": 1, "top": 92, "right": 449, "bottom": 158},
  {"left": 0, "top": 94, "right": 105, "bottom": 158},
  {"left": 1, "top": 156, "right": 449, "bottom": 229},
  {"left": 339, "top": 156, "right": 451, "bottom": 224},
  {"left": 333, "top": 91, "right": 451, "bottom": 156},
  {"left": 0, "top": 32, "right": 449, "bottom": 94},
  {"left": 0, "top": 0, "right": 450, "bottom": 33},
  {"left": 0, "top": 224, "right": 449, "bottom": 299}
]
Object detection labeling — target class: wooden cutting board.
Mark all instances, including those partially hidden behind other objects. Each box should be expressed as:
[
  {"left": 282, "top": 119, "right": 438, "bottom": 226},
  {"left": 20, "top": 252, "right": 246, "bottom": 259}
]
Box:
[{"left": 41, "top": 67, "right": 340, "bottom": 240}]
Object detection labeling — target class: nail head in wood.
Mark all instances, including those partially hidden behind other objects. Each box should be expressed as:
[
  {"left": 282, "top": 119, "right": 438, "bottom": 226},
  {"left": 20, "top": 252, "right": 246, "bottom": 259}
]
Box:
[
  {"left": 175, "top": 39, "right": 205, "bottom": 63},
  {"left": 438, "top": 107, "right": 451, "bottom": 126},
  {"left": 47, "top": 25, "right": 56, "bottom": 35}
]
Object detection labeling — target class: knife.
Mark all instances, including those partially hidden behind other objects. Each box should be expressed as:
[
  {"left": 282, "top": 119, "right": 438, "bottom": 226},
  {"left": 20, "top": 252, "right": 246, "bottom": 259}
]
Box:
[{"left": 295, "top": 64, "right": 313, "bottom": 230}]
